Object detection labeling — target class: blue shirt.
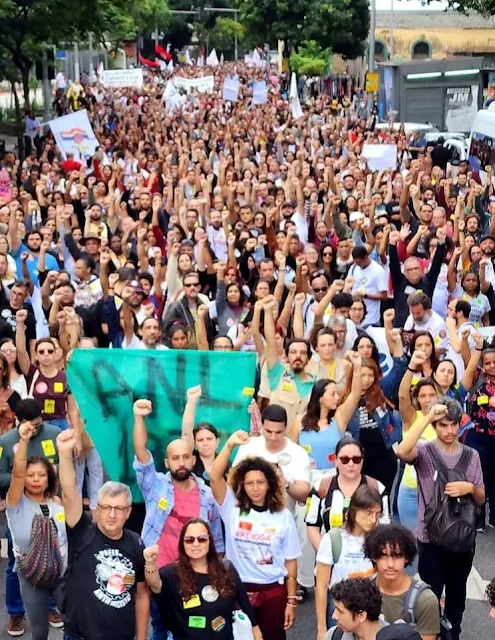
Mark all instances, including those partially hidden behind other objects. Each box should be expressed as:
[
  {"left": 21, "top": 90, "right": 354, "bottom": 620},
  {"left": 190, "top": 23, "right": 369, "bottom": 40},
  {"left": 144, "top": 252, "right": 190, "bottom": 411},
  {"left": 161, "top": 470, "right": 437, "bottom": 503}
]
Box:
[
  {"left": 11, "top": 243, "right": 59, "bottom": 286},
  {"left": 299, "top": 419, "right": 341, "bottom": 471}
]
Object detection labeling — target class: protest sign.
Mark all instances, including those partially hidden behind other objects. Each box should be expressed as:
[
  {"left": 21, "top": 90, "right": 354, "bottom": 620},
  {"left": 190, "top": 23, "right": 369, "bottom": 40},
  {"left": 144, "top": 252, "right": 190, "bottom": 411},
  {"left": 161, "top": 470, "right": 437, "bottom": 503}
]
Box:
[
  {"left": 174, "top": 75, "right": 215, "bottom": 93},
  {"left": 253, "top": 81, "right": 267, "bottom": 105},
  {"left": 223, "top": 76, "right": 240, "bottom": 102},
  {"left": 102, "top": 69, "right": 144, "bottom": 89},
  {"left": 289, "top": 72, "right": 303, "bottom": 119},
  {"left": 67, "top": 350, "right": 257, "bottom": 500},
  {"left": 362, "top": 144, "right": 397, "bottom": 171},
  {"left": 47, "top": 110, "right": 99, "bottom": 160}
]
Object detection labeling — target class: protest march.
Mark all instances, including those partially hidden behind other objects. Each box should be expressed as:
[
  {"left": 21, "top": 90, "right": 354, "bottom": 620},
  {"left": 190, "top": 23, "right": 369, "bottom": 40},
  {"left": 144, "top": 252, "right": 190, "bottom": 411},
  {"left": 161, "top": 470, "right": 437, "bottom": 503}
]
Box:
[{"left": 0, "top": 51, "right": 495, "bottom": 640}]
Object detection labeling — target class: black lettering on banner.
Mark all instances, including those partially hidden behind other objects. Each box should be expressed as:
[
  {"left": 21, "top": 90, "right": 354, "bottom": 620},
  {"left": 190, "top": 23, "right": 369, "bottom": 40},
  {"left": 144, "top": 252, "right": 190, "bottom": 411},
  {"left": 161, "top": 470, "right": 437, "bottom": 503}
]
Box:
[{"left": 92, "top": 360, "right": 133, "bottom": 417}]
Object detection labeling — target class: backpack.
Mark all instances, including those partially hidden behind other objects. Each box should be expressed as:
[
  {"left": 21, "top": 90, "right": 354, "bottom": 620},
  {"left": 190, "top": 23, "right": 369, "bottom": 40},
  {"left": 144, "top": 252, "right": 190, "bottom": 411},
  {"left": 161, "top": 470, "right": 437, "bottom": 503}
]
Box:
[
  {"left": 401, "top": 577, "right": 452, "bottom": 640},
  {"left": 419, "top": 444, "right": 478, "bottom": 554},
  {"left": 17, "top": 510, "right": 64, "bottom": 588},
  {"left": 331, "top": 624, "right": 421, "bottom": 640}
]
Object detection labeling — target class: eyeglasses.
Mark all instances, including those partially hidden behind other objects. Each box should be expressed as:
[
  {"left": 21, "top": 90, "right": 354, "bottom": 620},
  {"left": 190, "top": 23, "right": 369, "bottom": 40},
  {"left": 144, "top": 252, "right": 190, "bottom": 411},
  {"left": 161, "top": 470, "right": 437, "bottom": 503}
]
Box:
[
  {"left": 323, "top": 252, "right": 333, "bottom": 257},
  {"left": 338, "top": 455, "right": 363, "bottom": 465},
  {"left": 98, "top": 504, "right": 129, "bottom": 514},
  {"left": 184, "top": 282, "right": 200, "bottom": 288},
  {"left": 37, "top": 349, "right": 54, "bottom": 355},
  {"left": 313, "top": 287, "right": 328, "bottom": 293},
  {"left": 183, "top": 535, "right": 209, "bottom": 544}
]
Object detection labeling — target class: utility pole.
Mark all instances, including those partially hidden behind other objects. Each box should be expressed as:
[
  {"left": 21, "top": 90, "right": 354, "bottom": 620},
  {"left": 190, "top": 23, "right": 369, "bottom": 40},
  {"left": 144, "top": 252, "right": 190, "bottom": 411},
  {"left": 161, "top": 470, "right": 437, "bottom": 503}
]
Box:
[
  {"left": 42, "top": 49, "right": 51, "bottom": 124},
  {"left": 88, "top": 33, "right": 95, "bottom": 82},
  {"left": 368, "top": 0, "right": 376, "bottom": 74},
  {"left": 74, "top": 41, "right": 80, "bottom": 81}
]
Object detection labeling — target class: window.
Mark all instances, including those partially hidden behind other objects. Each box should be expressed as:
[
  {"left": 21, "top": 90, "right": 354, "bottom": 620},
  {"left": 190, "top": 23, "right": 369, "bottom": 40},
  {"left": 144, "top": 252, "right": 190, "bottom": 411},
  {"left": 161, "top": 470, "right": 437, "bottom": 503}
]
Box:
[
  {"left": 375, "top": 41, "right": 388, "bottom": 63},
  {"left": 411, "top": 40, "right": 432, "bottom": 60}
]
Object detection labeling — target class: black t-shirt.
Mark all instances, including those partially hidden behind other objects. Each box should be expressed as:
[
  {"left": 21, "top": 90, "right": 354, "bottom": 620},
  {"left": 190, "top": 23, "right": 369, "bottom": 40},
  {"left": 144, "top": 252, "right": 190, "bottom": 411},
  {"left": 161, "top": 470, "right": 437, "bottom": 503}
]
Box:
[
  {"left": 155, "top": 563, "right": 256, "bottom": 640},
  {"left": 0, "top": 303, "right": 36, "bottom": 343},
  {"left": 65, "top": 513, "right": 145, "bottom": 640}
]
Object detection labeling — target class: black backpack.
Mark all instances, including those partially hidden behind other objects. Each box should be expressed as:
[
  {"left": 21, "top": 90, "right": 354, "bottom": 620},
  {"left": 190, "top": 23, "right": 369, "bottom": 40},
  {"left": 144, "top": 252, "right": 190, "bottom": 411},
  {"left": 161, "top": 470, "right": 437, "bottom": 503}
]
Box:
[{"left": 419, "top": 443, "right": 478, "bottom": 554}]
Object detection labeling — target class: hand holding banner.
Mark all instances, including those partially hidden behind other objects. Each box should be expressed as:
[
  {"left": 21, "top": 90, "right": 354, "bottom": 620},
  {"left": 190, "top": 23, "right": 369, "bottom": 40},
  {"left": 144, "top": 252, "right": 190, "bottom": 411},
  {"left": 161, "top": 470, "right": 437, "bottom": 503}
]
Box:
[{"left": 68, "top": 350, "right": 257, "bottom": 500}]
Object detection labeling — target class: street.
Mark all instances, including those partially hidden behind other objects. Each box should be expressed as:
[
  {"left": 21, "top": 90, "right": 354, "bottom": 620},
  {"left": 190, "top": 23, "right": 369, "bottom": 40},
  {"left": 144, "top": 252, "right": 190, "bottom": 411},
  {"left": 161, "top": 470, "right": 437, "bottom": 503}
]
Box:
[{"left": 0, "top": 514, "right": 493, "bottom": 639}]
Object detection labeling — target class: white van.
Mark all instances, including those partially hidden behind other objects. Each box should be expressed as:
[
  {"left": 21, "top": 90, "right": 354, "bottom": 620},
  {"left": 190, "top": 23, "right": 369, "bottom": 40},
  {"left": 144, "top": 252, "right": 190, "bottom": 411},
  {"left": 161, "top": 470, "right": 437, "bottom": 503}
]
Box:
[{"left": 467, "top": 109, "right": 495, "bottom": 175}]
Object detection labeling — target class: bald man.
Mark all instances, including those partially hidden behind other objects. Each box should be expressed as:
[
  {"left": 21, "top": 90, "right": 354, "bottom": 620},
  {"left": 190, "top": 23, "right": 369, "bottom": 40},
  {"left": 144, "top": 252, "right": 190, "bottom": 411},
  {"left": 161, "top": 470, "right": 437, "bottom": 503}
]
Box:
[{"left": 132, "top": 399, "right": 224, "bottom": 640}]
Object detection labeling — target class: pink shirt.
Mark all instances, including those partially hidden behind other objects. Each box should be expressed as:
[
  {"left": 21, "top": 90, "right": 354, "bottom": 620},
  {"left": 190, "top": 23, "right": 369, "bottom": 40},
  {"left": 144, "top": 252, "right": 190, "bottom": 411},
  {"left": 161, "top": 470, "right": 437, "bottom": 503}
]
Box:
[{"left": 157, "top": 483, "right": 200, "bottom": 567}]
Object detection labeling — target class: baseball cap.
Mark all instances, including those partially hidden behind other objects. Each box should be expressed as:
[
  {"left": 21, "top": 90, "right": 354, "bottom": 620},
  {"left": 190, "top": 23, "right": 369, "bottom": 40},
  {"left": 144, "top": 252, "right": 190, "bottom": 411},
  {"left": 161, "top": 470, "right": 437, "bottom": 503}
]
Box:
[
  {"left": 349, "top": 211, "right": 364, "bottom": 223},
  {"left": 125, "top": 279, "right": 145, "bottom": 294},
  {"left": 282, "top": 201, "right": 294, "bottom": 209},
  {"left": 376, "top": 623, "right": 421, "bottom": 639},
  {"left": 480, "top": 234, "right": 495, "bottom": 243}
]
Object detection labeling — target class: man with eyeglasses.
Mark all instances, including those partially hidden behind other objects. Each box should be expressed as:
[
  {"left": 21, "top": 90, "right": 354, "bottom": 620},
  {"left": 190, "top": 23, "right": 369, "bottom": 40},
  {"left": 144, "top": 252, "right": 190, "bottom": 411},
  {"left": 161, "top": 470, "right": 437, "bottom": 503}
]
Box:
[
  {"left": 163, "top": 270, "right": 208, "bottom": 345},
  {"left": 57, "top": 428, "right": 149, "bottom": 640},
  {"left": 0, "top": 280, "right": 36, "bottom": 357},
  {"left": 132, "top": 398, "right": 223, "bottom": 639}
]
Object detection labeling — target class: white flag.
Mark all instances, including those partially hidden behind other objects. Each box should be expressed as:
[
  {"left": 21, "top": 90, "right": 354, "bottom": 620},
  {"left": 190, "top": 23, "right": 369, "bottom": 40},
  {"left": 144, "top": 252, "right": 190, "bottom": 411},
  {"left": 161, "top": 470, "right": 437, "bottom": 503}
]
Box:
[
  {"left": 290, "top": 72, "right": 303, "bottom": 119},
  {"left": 185, "top": 50, "right": 193, "bottom": 66},
  {"left": 48, "top": 110, "right": 99, "bottom": 160},
  {"left": 167, "top": 59, "right": 174, "bottom": 72},
  {"left": 206, "top": 49, "right": 219, "bottom": 67}
]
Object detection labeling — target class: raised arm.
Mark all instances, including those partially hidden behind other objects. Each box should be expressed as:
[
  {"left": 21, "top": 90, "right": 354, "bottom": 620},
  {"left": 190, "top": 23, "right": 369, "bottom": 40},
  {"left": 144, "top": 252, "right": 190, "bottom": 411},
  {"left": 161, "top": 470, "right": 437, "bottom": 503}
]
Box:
[
  {"left": 56, "top": 429, "right": 83, "bottom": 527},
  {"left": 14, "top": 309, "right": 31, "bottom": 376},
  {"left": 132, "top": 399, "right": 153, "bottom": 464},
  {"left": 334, "top": 353, "right": 362, "bottom": 431},
  {"left": 6, "top": 421, "right": 34, "bottom": 508},
  {"left": 182, "top": 386, "right": 201, "bottom": 450},
  {"left": 210, "top": 430, "right": 250, "bottom": 505},
  {"left": 398, "top": 351, "right": 426, "bottom": 429},
  {"left": 397, "top": 405, "right": 446, "bottom": 462}
]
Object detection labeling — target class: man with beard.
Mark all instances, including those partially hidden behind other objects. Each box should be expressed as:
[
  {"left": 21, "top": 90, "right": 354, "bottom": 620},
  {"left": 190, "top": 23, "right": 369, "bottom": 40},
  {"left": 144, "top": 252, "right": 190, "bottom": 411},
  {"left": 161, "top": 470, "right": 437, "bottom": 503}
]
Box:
[
  {"left": 476, "top": 234, "right": 495, "bottom": 288},
  {"left": 263, "top": 295, "right": 315, "bottom": 430},
  {"left": 132, "top": 399, "right": 223, "bottom": 640},
  {"left": 9, "top": 213, "right": 59, "bottom": 285}
]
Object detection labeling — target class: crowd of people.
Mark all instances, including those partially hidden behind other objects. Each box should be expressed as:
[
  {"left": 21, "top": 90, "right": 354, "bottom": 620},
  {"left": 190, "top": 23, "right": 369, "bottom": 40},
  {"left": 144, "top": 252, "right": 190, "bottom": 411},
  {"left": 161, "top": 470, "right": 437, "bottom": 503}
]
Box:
[{"left": 1, "top": 58, "right": 495, "bottom": 640}]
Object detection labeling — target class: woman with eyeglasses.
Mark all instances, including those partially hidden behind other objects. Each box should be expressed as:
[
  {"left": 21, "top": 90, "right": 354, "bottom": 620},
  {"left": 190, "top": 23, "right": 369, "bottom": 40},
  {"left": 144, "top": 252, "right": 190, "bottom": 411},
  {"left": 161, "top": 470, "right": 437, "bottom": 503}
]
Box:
[
  {"left": 6, "top": 420, "right": 67, "bottom": 640},
  {"left": 210, "top": 431, "right": 301, "bottom": 640},
  {"left": 15, "top": 318, "right": 79, "bottom": 431},
  {"left": 143, "top": 518, "right": 262, "bottom": 640},
  {"left": 314, "top": 484, "right": 382, "bottom": 639}
]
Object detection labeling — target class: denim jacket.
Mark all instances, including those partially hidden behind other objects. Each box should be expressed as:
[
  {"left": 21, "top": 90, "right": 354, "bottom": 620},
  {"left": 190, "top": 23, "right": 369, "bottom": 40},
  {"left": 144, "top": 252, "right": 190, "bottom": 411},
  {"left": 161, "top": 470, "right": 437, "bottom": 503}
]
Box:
[
  {"left": 347, "top": 404, "right": 402, "bottom": 448},
  {"left": 133, "top": 452, "right": 224, "bottom": 552}
]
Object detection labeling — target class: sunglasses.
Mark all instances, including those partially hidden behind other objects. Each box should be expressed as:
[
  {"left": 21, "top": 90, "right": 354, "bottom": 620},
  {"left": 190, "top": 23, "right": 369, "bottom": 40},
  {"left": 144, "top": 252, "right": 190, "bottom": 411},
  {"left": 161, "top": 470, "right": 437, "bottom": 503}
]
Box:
[
  {"left": 323, "top": 251, "right": 333, "bottom": 257},
  {"left": 184, "top": 282, "right": 200, "bottom": 288},
  {"left": 338, "top": 455, "right": 363, "bottom": 465},
  {"left": 37, "top": 349, "right": 54, "bottom": 355},
  {"left": 183, "top": 535, "right": 209, "bottom": 544},
  {"left": 313, "top": 287, "right": 328, "bottom": 293}
]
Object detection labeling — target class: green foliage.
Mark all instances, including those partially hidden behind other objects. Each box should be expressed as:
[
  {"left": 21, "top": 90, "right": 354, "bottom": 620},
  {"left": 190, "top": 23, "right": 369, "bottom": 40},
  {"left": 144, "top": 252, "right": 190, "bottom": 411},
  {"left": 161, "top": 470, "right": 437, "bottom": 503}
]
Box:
[
  {"left": 290, "top": 40, "right": 331, "bottom": 76},
  {"left": 235, "top": 0, "right": 369, "bottom": 59}
]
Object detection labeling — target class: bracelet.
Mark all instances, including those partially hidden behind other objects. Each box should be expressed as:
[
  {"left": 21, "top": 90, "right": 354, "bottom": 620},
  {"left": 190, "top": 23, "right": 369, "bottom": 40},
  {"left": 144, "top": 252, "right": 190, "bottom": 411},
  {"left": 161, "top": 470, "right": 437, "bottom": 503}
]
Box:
[
  {"left": 407, "top": 367, "right": 417, "bottom": 373},
  {"left": 286, "top": 603, "right": 297, "bottom": 608},
  {"left": 145, "top": 564, "right": 158, "bottom": 573},
  {"left": 285, "top": 576, "right": 297, "bottom": 581},
  {"left": 287, "top": 595, "right": 298, "bottom": 600},
  {"left": 475, "top": 347, "right": 483, "bottom": 351}
]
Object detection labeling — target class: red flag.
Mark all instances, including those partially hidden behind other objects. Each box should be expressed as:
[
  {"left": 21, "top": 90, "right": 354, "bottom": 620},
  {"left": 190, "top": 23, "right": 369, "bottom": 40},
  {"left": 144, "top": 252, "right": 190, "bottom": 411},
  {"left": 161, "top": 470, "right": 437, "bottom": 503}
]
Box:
[
  {"left": 139, "top": 54, "right": 160, "bottom": 68},
  {"left": 155, "top": 44, "right": 172, "bottom": 62}
]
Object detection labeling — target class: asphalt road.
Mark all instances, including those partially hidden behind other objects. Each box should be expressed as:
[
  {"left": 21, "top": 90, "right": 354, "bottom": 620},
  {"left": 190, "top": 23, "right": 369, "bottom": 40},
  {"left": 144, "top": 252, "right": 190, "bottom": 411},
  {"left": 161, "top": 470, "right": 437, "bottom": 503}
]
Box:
[{"left": 0, "top": 515, "right": 493, "bottom": 639}]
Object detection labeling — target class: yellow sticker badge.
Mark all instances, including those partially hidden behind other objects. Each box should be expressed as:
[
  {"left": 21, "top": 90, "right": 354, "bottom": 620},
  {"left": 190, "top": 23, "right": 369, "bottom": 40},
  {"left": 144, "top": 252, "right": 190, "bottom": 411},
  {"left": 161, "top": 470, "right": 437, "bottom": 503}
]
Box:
[
  {"left": 158, "top": 498, "right": 168, "bottom": 511},
  {"left": 41, "top": 439, "right": 56, "bottom": 457}
]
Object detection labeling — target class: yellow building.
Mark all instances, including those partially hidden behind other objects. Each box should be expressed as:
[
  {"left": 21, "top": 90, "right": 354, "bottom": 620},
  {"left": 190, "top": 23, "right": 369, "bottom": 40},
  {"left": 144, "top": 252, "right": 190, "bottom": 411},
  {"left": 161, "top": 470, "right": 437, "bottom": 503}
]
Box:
[{"left": 375, "top": 9, "right": 495, "bottom": 65}]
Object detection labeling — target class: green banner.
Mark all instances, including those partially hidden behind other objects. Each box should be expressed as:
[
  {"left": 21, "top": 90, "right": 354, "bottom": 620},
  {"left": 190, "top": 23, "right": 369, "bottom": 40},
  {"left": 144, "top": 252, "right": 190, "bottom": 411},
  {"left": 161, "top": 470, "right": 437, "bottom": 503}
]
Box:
[{"left": 67, "top": 350, "right": 257, "bottom": 501}]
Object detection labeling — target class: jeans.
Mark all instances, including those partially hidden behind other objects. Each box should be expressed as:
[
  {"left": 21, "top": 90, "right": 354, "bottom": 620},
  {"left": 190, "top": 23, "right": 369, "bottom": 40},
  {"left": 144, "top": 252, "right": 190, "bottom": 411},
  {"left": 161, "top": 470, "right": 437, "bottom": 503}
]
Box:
[
  {"left": 465, "top": 431, "right": 495, "bottom": 527},
  {"left": 5, "top": 528, "right": 57, "bottom": 617},
  {"left": 46, "top": 418, "right": 69, "bottom": 430},
  {"left": 418, "top": 541, "right": 474, "bottom": 640},
  {"left": 150, "top": 596, "right": 168, "bottom": 640},
  {"left": 6, "top": 528, "right": 24, "bottom": 616},
  {"left": 18, "top": 575, "right": 58, "bottom": 640},
  {"left": 397, "top": 484, "right": 419, "bottom": 576},
  {"left": 326, "top": 594, "right": 336, "bottom": 628}
]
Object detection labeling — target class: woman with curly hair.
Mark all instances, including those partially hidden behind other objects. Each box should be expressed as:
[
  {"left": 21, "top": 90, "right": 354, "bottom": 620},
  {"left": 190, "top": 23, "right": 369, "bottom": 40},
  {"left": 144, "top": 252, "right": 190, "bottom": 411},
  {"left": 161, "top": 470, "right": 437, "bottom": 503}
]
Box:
[
  {"left": 143, "top": 518, "right": 262, "bottom": 640},
  {"left": 210, "top": 430, "right": 301, "bottom": 640},
  {"left": 487, "top": 577, "right": 495, "bottom": 620}
]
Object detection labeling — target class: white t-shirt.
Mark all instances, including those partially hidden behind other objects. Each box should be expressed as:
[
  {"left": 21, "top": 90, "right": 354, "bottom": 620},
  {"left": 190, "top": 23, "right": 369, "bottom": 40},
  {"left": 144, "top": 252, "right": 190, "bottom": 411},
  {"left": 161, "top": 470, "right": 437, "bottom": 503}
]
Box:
[
  {"left": 215, "top": 485, "right": 301, "bottom": 584},
  {"left": 316, "top": 529, "right": 375, "bottom": 587},
  {"left": 349, "top": 261, "right": 388, "bottom": 326},
  {"left": 404, "top": 310, "right": 448, "bottom": 351},
  {"left": 233, "top": 436, "right": 310, "bottom": 512},
  {"left": 445, "top": 321, "right": 476, "bottom": 378}
]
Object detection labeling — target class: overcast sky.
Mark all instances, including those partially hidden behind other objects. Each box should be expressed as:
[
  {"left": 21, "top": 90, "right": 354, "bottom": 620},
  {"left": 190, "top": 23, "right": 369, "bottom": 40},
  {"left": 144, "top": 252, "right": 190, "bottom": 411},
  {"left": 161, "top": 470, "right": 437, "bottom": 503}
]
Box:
[{"left": 375, "top": 0, "right": 447, "bottom": 9}]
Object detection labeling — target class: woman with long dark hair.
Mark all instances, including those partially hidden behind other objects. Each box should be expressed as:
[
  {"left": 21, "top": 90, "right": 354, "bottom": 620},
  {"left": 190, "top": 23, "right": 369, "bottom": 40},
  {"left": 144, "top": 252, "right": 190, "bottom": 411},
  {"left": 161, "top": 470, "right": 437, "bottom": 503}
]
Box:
[
  {"left": 339, "top": 358, "right": 400, "bottom": 494},
  {"left": 143, "top": 518, "right": 261, "bottom": 640},
  {"left": 408, "top": 331, "right": 439, "bottom": 381},
  {"left": 0, "top": 352, "right": 21, "bottom": 435},
  {"left": 210, "top": 431, "right": 301, "bottom": 640}
]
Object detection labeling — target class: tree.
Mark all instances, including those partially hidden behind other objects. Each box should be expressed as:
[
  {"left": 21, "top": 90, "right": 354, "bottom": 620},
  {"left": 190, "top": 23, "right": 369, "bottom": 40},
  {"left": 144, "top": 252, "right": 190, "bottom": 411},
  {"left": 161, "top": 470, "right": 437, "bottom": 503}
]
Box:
[
  {"left": 210, "top": 17, "right": 245, "bottom": 55},
  {"left": 290, "top": 40, "right": 332, "bottom": 76},
  {"left": 235, "top": 0, "right": 369, "bottom": 59}
]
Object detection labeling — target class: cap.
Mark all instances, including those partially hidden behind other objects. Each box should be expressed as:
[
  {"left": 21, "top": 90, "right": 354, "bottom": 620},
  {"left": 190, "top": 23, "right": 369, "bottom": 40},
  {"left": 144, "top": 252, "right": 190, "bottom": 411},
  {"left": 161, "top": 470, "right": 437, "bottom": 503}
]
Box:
[
  {"left": 376, "top": 624, "right": 422, "bottom": 639},
  {"left": 82, "top": 233, "right": 102, "bottom": 244},
  {"left": 282, "top": 201, "right": 295, "bottom": 209},
  {"left": 480, "top": 234, "right": 495, "bottom": 243},
  {"left": 349, "top": 211, "right": 364, "bottom": 223},
  {"left": 125, "top": 279, "right": 145, "bottom": 294}
]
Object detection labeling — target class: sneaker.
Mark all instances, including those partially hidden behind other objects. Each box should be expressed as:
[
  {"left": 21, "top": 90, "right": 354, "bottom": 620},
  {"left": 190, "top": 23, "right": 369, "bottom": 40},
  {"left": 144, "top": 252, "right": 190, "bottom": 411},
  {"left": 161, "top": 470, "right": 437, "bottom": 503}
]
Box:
[
  {"left": 7, "top": 616, "right": 25, "bottom": 637},
  {"left": 477, "top": 525, "right": 487, "bottom": 533},
  {"left": 48, "top": 611, "right": 64, "bottom": 628}
]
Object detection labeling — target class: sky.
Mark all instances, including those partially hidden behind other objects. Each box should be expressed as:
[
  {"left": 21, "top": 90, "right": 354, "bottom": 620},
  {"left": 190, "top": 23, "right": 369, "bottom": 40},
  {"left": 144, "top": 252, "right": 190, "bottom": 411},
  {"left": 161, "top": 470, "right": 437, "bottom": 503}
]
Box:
[{"left": 375, "top": 0, "right": 447, "bottom": 9}]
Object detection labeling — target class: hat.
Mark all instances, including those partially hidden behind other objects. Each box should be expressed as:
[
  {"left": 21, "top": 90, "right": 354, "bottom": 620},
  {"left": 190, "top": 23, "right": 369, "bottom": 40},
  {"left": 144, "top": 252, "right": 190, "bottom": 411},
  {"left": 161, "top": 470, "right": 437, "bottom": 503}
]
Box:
[
  {"left": 349, "top": 211, "right": 364, "bottom": 223},
  {"left": 376, "top": 623, "right": 421, "bottom": 639},
  {"left": 125, "top": 279, "right": 145, "bottom": 294},
  {"left": 480, "top": 234, "right": 495, "bottom": 243},
  {"left": 282, "top": 201, "right": 295, "bottom": 209},
  {"left": 82, "top": 233, "right": 102, "bottom": 244}
]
